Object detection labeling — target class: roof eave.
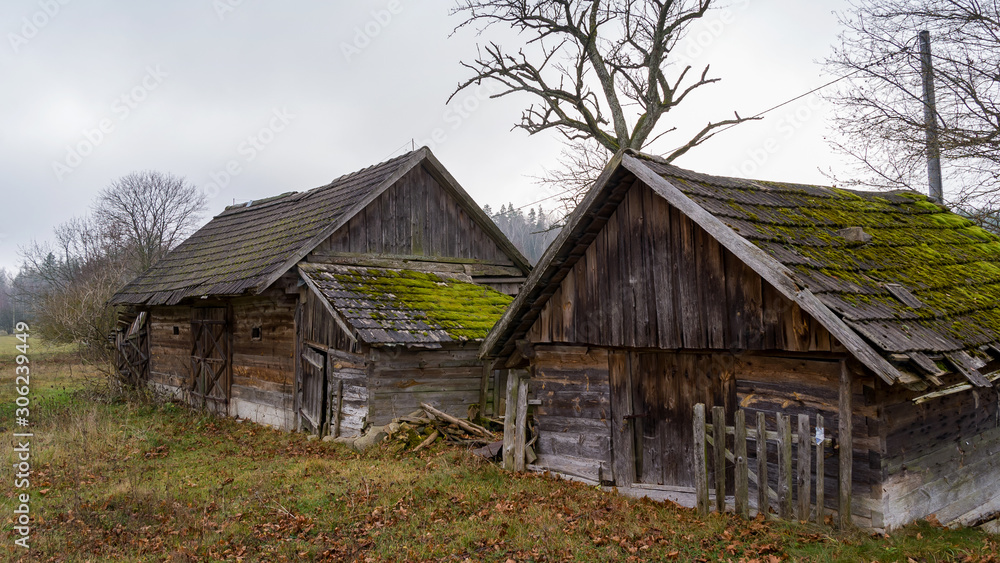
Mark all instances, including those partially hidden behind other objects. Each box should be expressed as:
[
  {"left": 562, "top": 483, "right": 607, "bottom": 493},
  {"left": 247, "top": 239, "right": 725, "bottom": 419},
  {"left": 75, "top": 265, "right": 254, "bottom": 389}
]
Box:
[{"left": 481, "top": 151, "right": 628, "bottom": 360}]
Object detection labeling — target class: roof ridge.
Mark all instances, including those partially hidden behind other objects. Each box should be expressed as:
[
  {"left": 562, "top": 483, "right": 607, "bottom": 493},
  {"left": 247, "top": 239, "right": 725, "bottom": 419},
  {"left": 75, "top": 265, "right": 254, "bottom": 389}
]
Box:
[
  {"left": 310, "top": 148, "right": 423, "bottom": 195},
  {"left": 626, "top": 149, "right": 934, "bottom": 200}
]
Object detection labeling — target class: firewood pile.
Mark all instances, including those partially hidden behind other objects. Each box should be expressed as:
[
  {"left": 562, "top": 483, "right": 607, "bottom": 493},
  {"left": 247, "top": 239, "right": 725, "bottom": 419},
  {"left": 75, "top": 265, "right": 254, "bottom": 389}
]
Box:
[{"left": 329, "top": 402, "right": 499, "bottom": 453}]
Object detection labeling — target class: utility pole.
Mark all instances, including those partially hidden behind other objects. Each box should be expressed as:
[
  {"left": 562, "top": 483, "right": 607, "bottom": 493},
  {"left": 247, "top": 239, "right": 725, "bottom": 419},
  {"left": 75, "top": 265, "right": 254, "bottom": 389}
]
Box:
[{"left": 919, "top": 30, "right": 944, "bottom": 203}]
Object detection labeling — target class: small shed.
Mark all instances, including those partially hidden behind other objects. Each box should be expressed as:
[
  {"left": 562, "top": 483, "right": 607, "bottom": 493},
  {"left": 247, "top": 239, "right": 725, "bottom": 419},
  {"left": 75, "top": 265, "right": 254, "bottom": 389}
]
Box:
[
  {"left": 482, "top": 151, "right": 1000, "bottom": 529},
  {"left": 111, "top": 147, "right": 530, "bottom": 435}
]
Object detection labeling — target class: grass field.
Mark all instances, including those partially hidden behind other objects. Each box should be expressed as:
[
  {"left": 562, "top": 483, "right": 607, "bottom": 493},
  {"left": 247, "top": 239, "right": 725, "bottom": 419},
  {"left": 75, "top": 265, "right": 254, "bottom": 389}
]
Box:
[{"left": 0, "top": 343, "right": 997, "bottom": 562}]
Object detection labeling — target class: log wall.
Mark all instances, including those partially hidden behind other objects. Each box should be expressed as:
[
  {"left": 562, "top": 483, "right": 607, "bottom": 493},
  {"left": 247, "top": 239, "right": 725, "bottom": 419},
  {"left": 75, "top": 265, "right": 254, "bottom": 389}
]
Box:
[
  {"left": 736, "top": 354, "right": 880, "bottom": 527},
  {"left": 228, "top": 288, "right": 297, "bottom": 430},
  {"left": 879, "top": 379, "right": 1000, "bottom": 529},
  {"left": 368, "top": 344, "right": 485, "bottom": 426},
  {"left": 527, "top": 180, "right": 836, "bottom": 352},
  {"left": 528, "top": 346, "right": 613, "bottom": 483},
  {"left": 148, "top": 305, "right": 193, "bottom": 398}
]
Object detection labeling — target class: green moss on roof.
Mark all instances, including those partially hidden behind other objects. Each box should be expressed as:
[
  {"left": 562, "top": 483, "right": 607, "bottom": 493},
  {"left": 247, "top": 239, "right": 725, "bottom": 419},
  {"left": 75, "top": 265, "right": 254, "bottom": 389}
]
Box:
[
  {"left": 304, "top": 265, "right": 513, "bottom": 344},
  {"left": 647, "top": 161, "right": 1000, "bottom": 357}
]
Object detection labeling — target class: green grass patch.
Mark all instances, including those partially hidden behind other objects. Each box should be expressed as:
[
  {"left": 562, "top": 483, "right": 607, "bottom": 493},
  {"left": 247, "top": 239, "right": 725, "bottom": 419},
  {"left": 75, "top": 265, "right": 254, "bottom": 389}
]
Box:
[
  {"left": 0, "top": 360, "right": 996, "bottom": 561},
  {"left": 0, "top": 334, "right": 78, "bottom": 362}
]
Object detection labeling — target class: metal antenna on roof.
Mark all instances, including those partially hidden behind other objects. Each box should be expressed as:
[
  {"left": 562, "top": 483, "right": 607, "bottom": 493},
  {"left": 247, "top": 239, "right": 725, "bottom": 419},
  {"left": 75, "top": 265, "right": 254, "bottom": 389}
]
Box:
[
  {"left": 411, "top": 138, "right": 415, "bottom": 151},
  {"left": 919, "top": 30, "right": 944, "bottom": 204}
]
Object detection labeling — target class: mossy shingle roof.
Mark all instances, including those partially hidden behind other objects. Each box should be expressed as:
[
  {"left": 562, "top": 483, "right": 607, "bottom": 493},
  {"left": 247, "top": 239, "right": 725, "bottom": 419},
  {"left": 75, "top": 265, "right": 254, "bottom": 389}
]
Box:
[
  {"left": 485, "top": 152, "right": 1000, "bottom": 387},
  {"left": 112, "top": 150, "right": 422, "bottom": 306},
  {"left": 299, "top": 263, "right": 513, "bottom": 346},
  {"left": 642, "top": 161, "right": 1000, "bottom": 364}
]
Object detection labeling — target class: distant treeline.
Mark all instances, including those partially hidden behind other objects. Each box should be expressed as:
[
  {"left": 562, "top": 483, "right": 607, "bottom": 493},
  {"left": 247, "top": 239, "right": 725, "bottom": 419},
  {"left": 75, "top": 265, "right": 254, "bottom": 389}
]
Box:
[{"left": 484, "top": 204, "right": 561, "bottom": 265}]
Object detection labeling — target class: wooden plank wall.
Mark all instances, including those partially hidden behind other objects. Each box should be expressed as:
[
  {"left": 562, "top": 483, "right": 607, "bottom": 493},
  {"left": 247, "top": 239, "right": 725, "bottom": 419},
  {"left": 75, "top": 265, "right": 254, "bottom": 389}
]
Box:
[
  {"left": 625, "top": 351, "right": 736, "bottom": 489},
  {"left": 148, "top": 305, "right": 193, "bottom": 392},
  {"left": 529, "top": 346, "right": 613, "bottom": 483},
  {"left": 367, "top": 344, "right": 484, "bottom": 426},
  {"left": 527, "top": 180, "right": 835, "bottom": 353},
  {"left": 316, "top": 165, "right": 514, "bottom": 266},
  {"left": 299, "top": 287, "right": 368, "bottom": 436},
  {"left": 736, "top": 355, "right": 879, "bottom": 527},
  {"left": 879, "top": 378, "right": 1000, "bottom": 529},
  {"left": 329, "top": 349, "right": 368, "bottom": 438},
  {"left": 300, "top": 288, "right": 357, "bottom": 354},
  {"left": 228, "top": 288, "right": 297, "bottom": 429}
]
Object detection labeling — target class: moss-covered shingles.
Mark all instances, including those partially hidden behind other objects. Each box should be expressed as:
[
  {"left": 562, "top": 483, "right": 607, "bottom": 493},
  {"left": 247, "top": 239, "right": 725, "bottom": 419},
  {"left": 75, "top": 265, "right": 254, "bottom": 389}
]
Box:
[
  {"left": 301, "top": 264, "right": 513, "bottom": 346},
  {"left": 664, "top": 169, "right": 1000, "bottom": 355}
]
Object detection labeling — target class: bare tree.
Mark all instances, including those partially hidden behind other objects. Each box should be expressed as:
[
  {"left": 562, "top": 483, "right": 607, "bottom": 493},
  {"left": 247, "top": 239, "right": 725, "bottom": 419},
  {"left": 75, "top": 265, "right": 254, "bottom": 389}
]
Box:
[
  {"left": 824, "top": 0, "right": 1000, "bottom": 213},
  {"left": 17, "top": 216, "right": 131, "bottom": 359},
  {"left": 93, "top": 171, "right": 206, "bottom": 273},
  {"left": 451, "top": 0, "right": 755, "bottom": 201}
]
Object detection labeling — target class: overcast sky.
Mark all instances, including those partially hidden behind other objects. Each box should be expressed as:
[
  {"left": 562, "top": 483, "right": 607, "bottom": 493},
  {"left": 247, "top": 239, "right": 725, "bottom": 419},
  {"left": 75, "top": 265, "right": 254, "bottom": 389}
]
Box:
[{"left": 0, "top": 0, "right": 857, "bottom": 274}]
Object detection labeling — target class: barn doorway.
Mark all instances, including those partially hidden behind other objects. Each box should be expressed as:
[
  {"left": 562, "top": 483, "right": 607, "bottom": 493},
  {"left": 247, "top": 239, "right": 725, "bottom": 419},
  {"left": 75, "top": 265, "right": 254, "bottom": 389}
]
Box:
[
  {"left": 615, "top": 351, "right": 735, "bottom": 488},
  {"left": 190, "top": 307, "right": 230, "bottom": 414},
  {"left": 300, "top": 345, "right": 328, "bottom": 435}
]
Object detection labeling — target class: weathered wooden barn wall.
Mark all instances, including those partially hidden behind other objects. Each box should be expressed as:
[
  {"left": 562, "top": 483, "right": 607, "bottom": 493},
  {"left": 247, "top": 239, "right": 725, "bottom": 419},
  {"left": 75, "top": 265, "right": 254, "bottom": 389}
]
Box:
[
  {"left": 316, "top": 165, "right": 513, "bottom": 264},
  {"left": 527, "top": 180, "right": 836, "bottom": 352},
  {"left": 228, "top": 286, "right": 297, "bottom": 430},
  {"left": 310, "top": 164, "right": 524, "bottom": 294},
  {"left": 879, "top": 375, "right": 1000, "bottom": 529},
  {"left": 299, "top": 289, "right": 368, "bottom": 437},
  {"left": 736, "top": 355, "right": 881, "bottom": 528},
  {"left": 517, "top": 179, "right": 892, "bottom": 524},
  {"left": 367, "top": 344, "right": 486, "bottom": 426},
  {"left": 144, "top": 286, "right": 298, "bottom": 430},
  {"left": 612, "top": 351, "right": 737, "bottom": 489},
  {"left": 528, "top": 346, "right": 613, "bottom": 483},
  {"left": 148, "top": 305, "right": 193, "bottom": 398}
]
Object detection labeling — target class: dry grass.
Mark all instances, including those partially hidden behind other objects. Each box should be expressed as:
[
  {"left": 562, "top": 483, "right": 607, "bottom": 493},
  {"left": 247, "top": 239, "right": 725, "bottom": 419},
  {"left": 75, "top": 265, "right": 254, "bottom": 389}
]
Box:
[{"left": 0, "top": 350, "right": 996, "bottom": 562}]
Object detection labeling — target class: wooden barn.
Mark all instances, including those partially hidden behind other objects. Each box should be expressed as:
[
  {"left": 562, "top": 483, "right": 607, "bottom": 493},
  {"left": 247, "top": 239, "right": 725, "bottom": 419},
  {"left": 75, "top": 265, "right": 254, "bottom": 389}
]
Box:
[
  {"left": 111, "top": 147, "right": 530, "bottom": 436},
  {"left": 482, "top": 151, "right": 1000, "bottom": 530}
]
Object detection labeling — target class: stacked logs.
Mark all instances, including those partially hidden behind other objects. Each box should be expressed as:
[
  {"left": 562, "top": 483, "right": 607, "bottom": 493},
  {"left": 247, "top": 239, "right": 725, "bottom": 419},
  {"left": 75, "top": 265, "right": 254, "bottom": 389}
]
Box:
[{"left": 330, "top": 402, "right": 497, "bottom": 453}]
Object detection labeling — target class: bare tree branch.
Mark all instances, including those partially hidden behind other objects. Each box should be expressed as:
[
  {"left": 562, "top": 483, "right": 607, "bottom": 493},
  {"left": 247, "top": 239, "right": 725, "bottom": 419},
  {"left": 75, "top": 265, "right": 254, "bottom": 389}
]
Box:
[
  {"left": 451, "top": 0, "right": 754, "bottom": 162},
  {"left": 824, "top": 0, "right": 1000, "bottom": 211}
]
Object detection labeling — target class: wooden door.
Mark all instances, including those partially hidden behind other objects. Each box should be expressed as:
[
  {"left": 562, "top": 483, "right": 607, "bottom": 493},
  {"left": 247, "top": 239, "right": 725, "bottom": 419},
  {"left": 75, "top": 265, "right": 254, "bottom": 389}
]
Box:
[
  {"left": 628, "top": 351, "right": 735, "bottom": 487},
  {"left": 190, "top": 307, "right": 230, "bottom": 414},
  {"left": 116, "top": 311, "right": 149, "bottom": 386},
  {"left": 300, "top": 345, "right": 327, "bottom": 435}
]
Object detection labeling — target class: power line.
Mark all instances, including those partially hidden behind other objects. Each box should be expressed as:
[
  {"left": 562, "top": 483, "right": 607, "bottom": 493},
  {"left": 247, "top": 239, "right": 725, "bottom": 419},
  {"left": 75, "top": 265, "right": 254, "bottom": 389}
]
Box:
[{"left": 513, "top": 42, "right": 914, "bottom": 212}]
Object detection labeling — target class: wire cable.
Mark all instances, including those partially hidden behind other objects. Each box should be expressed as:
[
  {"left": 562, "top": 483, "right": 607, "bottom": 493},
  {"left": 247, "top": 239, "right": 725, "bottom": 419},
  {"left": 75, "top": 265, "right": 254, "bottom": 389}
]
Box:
[{"left": 512, "top": 41, "right": 915, "bottom": 212}]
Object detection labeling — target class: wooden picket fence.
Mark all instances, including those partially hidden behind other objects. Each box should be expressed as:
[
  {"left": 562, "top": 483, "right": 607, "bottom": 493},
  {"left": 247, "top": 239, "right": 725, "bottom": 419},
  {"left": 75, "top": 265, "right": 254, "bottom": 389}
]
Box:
[{"left": 693, "top": 403, "right": 852, "bottom": 527}]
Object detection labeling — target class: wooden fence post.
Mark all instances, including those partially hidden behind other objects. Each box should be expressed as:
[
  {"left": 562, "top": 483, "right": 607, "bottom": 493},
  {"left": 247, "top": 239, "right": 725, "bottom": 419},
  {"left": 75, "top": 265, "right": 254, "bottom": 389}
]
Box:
[
  {"left": 502, "top": 370, "right": 522, "bottom": 471},
  {"left": 735, "top": 410, "right": 748, "bottom": 518},
  {"left": 693, "top": 404, "right": 709, "bottom": 516},
  {"left": 839, "top": 361, "right": 853, "bottom": 528},
  {"left": 756, "top": 411, "right": 768, "bottom": 519},
  {"left": 815, "top": 413, "right": 825, "bottom": 525},
  {"left": 777, "top": 413, "right": 793, "bottom": 520},
  {"left": 712, "top": 406, "right": 726, "bottom": 513},
  {"left": 797, "top": 414, "right": 812, "bottom": 521},
  {"left": 513, "top": 378, "right": 529, "bottom": 472}
]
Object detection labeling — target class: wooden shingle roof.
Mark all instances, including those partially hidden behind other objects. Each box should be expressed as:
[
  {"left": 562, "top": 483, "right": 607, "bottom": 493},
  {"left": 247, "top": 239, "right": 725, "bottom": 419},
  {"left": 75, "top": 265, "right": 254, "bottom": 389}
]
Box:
[
  {"left": 484, "top": 151, "right": 1000, "bottom": 388},
  {"left": 299, "top": 263, "right": 513, "bottom": 347},
  {"left": 111, "top": 147, "right": 529, "bottom": 306}
]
